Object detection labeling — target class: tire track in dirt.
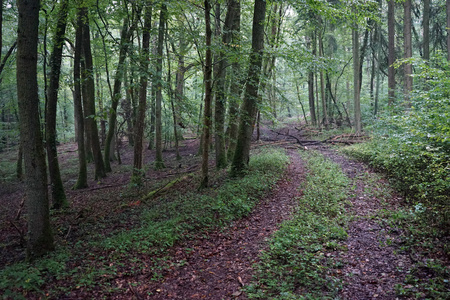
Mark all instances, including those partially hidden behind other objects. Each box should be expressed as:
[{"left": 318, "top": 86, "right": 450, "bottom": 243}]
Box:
[{"left": 317, "top": 146, "right": 414, "bottom": 299}]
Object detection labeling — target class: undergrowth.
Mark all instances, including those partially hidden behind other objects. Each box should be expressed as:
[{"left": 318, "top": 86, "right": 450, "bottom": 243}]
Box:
[
  {"left": 0, "top": 147, "right": 289, "bottom": 299},
  {"left": 247, "top": 150, "right": 349, "bottom": 299}
]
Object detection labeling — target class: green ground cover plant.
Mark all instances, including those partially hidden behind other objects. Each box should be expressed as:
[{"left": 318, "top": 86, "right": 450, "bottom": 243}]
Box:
[{"left": 247, "top": 150, "right": 349, "bottom": 299}]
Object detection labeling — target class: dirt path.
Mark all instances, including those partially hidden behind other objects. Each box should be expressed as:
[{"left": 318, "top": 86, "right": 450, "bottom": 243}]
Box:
[
  {"left": 115, "top": 148, "right": 305, "bottom": 299},
  {"left": 317, "top": 146, "right": 414, "bottom": 299}
]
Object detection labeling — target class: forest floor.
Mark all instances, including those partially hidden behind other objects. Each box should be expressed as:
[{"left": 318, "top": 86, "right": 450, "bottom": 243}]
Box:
[{"left": 0, "top": 121, "right": 448, "bottom": 299}]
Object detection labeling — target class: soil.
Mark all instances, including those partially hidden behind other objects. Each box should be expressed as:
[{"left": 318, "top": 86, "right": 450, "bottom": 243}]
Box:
[{"left": 0, "top": 122, "right": 447, "bottom": 299}]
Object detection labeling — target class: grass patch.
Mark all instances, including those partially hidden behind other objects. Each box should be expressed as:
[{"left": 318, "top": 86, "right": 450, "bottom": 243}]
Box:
[
  {"left": 247, "top": 150, "right": 349, "bottom": 299},
  {"left": 0, "top": 147, "right": 289, "bottom": 298}
]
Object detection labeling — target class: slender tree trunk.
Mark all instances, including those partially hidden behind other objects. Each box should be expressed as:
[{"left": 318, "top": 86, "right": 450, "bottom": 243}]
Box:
[
  {"left": 404, "top": 0, "right": 412, "bottom": 105},
  {"left": 72, "top": 7, "right": 87, "bottom": 189},
  {"left": 423, "top": 0, "right": 430, "bottom": 60},
  {"left": 318, "top": 25, "right": 328, "bottom": 127},
  {"left": 214, "top": 0, "right": 238, "bottom": 169},
  {"left": 165, "top": 22, "right": 181, "bottom": 161},
  {"left": 231, "top": 0, "right": 266, "bottom": 176},
  {"left": 295, "top": 80, "right": 308, "bottom": 125},
  {"left": 200, "top": 0, "right": 213, "bottom": 188},
  {"left": 104, "top": 8, "right": 140, "bottom": 172},
  {"left": 388, "top": 0, "right": 396, "bottom": 104},
  {"left": 81, "top": 7, "right": 106, "bottom": 180},
  {"left": 353, "top": 26, "right": 362, "bottom": 133},
  {"left": 81, "top": 54, "right": 93, "bottom": 163},
  {"left": 45, "top": 0, "right": 69, "bottom": 209},
  {"left": 132, "top": 5, "right": 151, "bottom": 180},
  {"left": 155, "top": 3, "right": 167, "bottom": 169},
  {"left": 447, "top": 0, "right": 450, "bottom": 61},
  {"left": 17, "top": 0, "right": 54, "bottom": 259},
  {"left": 227, "top": 0, "right": 241, "bottom": 160}
]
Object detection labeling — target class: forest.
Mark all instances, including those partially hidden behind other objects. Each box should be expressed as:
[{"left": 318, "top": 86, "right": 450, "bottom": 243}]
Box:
[{"left": 0, "top": 0, "right": 449, "bottom": 298}]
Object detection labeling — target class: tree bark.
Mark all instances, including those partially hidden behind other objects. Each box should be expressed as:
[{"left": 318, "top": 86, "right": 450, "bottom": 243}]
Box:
[
  {"left": 214, "top": 0, "right": 238, "bottom": 169},
  {"left": 81, "top": 7, "right": 106, "bottom": 180},
  {"left": 132, "top": 4, "right": 152, "bottom": 179},
  {"left": 353, "top": 26, "right": 362, "bottom": 133},
  {"left": 447, "top": 0, "right": 450, "bottom": 61},
  {"left": 200, "top": 0, "right": 213, "bottom": 188},
  {"left": 17, "top": 0, "right": 54, "bottom": 259},
  {"left": 72, "top": 6, "right": 88, "bottom": 189},
  {"left": 226, "top": 0, "right": 241, "bottom": 160},
  {"left": 155, "top": 3, "right": 167, "bottom": 169},
  {"left": 404, "top": 0, "right": 412, "bottom": 105},
  {"left": 45, "top": 0, "right": 69, "bottom": 209},
  {"left": 423, "top": 0, "right": 430, "bottom": 60},
  {"left": 388, "top": 0, "right": 396, "bottom": 104},
  {"left": 231, "top": 0, "right": 266, "bottom": 176}
]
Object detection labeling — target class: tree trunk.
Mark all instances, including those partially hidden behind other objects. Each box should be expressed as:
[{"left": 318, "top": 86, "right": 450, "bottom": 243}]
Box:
[
  {"left": 404, "top": 0, "right": 412, "bottom": 105},
  {"left": 388, "top": 0, "right": 396, "bottom": 104},
  {"left": 200, "top": 0, "right": 213, "bottom": 188},
  {"left": 104, "top": 7, "right": 140, "bottom": 172},
  {"left": 423, "top": 0, "right": 430, "bottom": 60},
  {"left": 353, "top": 26, "right": 362, "bottom": 133},
  {"left": 155, "top": 3, "right": 167, "bottom": 169},
  {"left": 231, "top": 0, "right": 266, "bottom": 176},
  {"left": 17, "top": 0, "right": 54, "bottom": 259},
  {"left": 132, "top": 4, "right": 151, "bottom": 180},
  {"left": 45, "top": 0, "right": 69, "bottom": 209},
  {"left": 81, "top": 7, "right": 106, "bottom": 180},
  {"left": 226, "top": 0, "right": 241, "bottom": 160},
  {"left": 214, "top": 0, "right": 238, "bottom": 169},
  {"left": 318, "top": 25, "right": 328, "bottom": 127},
  {"left": 72, "top": 6, "right": 88, "bottom": 189},
  {"left": 447, "top": 0, "right": 450, "bottom": 61}
]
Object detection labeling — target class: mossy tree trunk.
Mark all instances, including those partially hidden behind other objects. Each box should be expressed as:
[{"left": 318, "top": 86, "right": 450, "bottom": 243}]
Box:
[
  {"left": 231, "top": 0, "right": 266, "bottom": 177},
  {"left": 17, "top": 0, "right": 54, "bottom": 259},
  {"left": 45, "top": 0, "right": 69, "bottom": 209}
]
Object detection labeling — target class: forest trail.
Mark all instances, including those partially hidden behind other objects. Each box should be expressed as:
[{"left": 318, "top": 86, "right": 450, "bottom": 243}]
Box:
[
  {"left": 120, "top": 148, "right": 305, "bottom": 299},
  {"left": 111, "top": 140, "right": 415, "bottom": 299},
  {"left": 317, "top": 147, "right": 413, "bottom": 299}
]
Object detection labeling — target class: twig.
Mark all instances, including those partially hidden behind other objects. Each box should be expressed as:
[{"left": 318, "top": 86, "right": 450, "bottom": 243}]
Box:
[
  {"left": 15, "top": 199, "right": 25, "bottom": 220},
  {"left": 128, "top": 281, "right": 143, "bottom": 300}
]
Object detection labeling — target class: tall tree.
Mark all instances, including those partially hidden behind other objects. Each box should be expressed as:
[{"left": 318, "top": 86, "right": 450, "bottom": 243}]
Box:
[
  {"left": 231, "top": 0, "right": 266, "bottom": 176},
  {"left": 307, "top": 35, "right": 316, "bottom": 126},
  {"left": 226, "top": 0, "right": 241, "bottom": 160},
  {"left": 423, "top": 0, "right": 430, "bottom": 60},
  {"left": 45, "top": 0, "right": 69, "bottom": 209},
  {"left": 200, "top": 0, "right": 213, "bottom": 188},
  {"left": 17, "top": 0, "right": 54, "bottom": 258},
  {"left": 132, "top": 4, "right": 152, "bottom": 179},
  {"left": 104, "top": 4, "right": 141, "bottom": 172},
  {"left": 353, "top": 23, "right": 362, "bottom": 133},
  {"left": 72, "top": 5, "right": 88, "bottom": 190},
  {"left": 403, "top": 0, "right": 412, "bottom": 103},
  {"left": 388, "top": 0, "right": 396, "bottom": 104},
  {"left": 447, "top": 0, "right": 450, "bottom": 60},
  {"left": 214, "top": 0, "right": 238, "bottom": 169},
  {"left": 81, "top": 7, "right": 106, "bottom": 180},
  {"left": 155, "top": 3, "right": 167, "bottom": 169}
]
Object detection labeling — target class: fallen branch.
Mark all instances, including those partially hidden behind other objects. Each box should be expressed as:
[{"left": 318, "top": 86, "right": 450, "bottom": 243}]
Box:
[{"left": 143, "top": 173, "right": 194, "bottom": 202}]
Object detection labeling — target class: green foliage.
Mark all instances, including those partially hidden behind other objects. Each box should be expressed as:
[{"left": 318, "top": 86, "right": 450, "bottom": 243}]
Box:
[{"left": 247, "top": 150, "right": 349, "bottom": 299}]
